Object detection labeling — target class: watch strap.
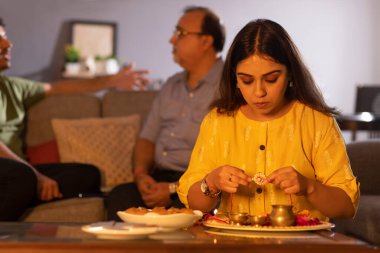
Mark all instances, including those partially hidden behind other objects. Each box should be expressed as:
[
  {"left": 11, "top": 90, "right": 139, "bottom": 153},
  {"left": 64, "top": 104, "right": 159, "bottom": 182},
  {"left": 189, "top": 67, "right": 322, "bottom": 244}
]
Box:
[{"left": 201, "top": 177, "right": 221, "bottom": 198}]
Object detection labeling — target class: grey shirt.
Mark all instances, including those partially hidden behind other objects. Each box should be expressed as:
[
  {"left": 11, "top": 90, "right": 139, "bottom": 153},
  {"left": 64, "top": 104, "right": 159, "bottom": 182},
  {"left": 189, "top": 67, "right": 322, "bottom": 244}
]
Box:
[{"left": 140, "top": 58, "right": 224, "bottom": 172}]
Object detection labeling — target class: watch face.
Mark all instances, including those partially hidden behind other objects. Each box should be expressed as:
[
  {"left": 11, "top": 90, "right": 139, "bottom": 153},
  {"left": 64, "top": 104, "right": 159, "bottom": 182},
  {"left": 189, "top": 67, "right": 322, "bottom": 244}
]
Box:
[
  {"left": 200, "top": 179, "right": 207, "bottom": 193},
  {"left": 169, "top": 183, "right": 177, "bottom": 194}
]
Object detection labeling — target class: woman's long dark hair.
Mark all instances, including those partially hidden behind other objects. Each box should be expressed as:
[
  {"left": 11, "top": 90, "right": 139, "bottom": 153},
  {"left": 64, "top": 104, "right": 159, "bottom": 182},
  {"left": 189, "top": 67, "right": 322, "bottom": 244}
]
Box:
[{"left": 213, "top": 19, "right": 338, "bottom": 116}]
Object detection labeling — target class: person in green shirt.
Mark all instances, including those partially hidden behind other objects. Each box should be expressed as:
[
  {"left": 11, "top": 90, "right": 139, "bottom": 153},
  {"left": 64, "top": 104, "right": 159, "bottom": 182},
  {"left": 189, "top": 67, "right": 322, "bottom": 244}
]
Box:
[{"left": 0, "top": 17, "right": 149, "bottom": 221}]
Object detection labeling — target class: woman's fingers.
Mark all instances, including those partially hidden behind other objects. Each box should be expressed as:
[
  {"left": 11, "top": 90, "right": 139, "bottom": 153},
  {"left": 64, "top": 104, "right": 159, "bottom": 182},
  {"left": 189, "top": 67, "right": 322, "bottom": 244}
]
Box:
[
  {"left": 266, "top": 166, "right": 309, "bottom": 195},
  {"left": 227, "top": 173, "right": 250, "bottom": 186}
]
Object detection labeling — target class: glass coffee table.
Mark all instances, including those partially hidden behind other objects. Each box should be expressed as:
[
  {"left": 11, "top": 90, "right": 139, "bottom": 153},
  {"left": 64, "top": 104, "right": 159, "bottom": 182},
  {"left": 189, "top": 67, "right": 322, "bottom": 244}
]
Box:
[{"left": 0, "top": 222, "right": 375, "bottom": 253}]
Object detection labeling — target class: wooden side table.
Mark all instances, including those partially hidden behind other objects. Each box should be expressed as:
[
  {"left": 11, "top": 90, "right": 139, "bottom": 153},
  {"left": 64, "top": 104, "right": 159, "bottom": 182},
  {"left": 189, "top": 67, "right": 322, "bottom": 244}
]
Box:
[{"left": 335, "top": 112, "right": 380, "bottom": 141}]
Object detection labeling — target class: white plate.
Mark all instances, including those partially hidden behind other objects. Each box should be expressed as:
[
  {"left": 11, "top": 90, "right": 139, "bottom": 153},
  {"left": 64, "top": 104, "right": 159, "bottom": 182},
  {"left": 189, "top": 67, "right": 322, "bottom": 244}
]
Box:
[
  {"left": 203, "top": 219, "right": 334, "bottom": 232},
  {"left": 117, "top": 210, "right": 203, "bottom": 231},
  {"left": 81, "top": 222, "right": 159, "bottom": 240}
]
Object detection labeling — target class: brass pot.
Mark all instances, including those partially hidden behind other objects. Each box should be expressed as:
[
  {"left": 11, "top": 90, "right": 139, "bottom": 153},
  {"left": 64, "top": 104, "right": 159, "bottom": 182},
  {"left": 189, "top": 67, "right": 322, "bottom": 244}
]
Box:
[
  {"left": 269, "top": 205, "right": 295, "bottom": 226},
  {"left": 228, "top": 212, "right": 249, "bottom": 225},
  {"left": 249, "top": 214, "right": 268, "bottom": 226}
]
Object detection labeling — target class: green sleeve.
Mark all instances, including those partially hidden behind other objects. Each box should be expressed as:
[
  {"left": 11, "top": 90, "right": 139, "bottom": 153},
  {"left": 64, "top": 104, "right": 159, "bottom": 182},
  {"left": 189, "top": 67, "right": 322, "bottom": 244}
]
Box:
[{"left": 7, "top": 76, "right": 45, "bottom": 108}]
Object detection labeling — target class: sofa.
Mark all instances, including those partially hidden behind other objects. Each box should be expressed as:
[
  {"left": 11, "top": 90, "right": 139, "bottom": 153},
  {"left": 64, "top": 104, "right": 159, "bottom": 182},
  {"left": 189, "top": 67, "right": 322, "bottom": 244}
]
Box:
[
  {"left": 332, "top": 140, "right": 380, "bottom": 246},
  {"left": 18, "top": 90, "right": 157, "bottom": 222}
]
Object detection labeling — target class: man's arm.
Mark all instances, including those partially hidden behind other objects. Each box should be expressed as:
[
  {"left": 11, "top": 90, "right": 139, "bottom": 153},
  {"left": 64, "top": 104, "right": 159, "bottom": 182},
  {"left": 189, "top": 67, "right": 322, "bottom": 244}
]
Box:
[
  {"left": 0, "top": 141, "right": 31, "bottom": 165},
  {"left": 133, "top": 138, "right": 155, "bottom": 179},
  {"left": 132, "top": 138, "right": 173, "bottom": 207},
  {"left": 43, "top": 65, "right": 149, "bottom": 96},
  {"left": 0, "top": 141, "right": 62, "bottom": 201}
]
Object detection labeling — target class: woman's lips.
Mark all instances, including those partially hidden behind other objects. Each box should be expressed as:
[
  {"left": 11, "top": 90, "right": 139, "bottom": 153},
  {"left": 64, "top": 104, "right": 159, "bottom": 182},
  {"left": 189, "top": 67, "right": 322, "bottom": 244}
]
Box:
[{"left": 254, "top": 102, "right": 269, "bottom": 109}]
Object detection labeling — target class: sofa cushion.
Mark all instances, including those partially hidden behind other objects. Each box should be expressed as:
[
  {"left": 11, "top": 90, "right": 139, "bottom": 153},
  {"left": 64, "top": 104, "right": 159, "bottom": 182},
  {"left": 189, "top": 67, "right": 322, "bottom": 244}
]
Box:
[
  {"left": 102, "top": 90, "right": 157, "bottom": 123},
  {"left": 26, "top": 94, "right": 101, "bottom": 147},
  {"left": 332, "top": 195, "right": 380, "bottom": 245},
  {"left": 52, "top": 115, "right": 140, "bottom": 190},
  {"left": 346, "top": 140, "right": 380, "bottom": 195},
  {"left": 20, "top": 197, "right": 105, "bottom": 222},
  {"left": 26, "top": 140, "right": 60, "bottom": 165}
]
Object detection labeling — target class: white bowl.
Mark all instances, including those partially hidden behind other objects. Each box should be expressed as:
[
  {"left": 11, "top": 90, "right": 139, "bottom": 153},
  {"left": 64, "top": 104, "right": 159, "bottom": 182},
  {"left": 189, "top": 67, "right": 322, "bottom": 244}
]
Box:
[{"left": 117, "top": 210, "right": 203, "bottom": 231}]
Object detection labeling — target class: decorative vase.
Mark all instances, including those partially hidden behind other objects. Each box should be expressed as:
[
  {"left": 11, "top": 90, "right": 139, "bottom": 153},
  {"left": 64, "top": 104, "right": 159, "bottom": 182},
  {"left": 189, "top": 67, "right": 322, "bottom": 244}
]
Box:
[
  {"left": 65, "top": 62, "right": 81, "bottom": 74},
  {"left": 105, "top": 58, "right": 119, "bottom": 74}
]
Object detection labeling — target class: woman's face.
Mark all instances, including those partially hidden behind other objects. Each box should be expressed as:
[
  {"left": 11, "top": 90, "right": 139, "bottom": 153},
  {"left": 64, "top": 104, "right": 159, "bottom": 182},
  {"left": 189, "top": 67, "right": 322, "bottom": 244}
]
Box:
[{"left": 236, "top": 54, "right": 290, "bottom": 121}]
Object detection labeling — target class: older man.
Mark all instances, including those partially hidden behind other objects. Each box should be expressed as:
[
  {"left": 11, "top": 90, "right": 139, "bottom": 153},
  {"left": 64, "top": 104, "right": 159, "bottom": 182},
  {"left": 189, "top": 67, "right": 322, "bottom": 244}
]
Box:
[
  {"left": 0, "top": 17, "right": 149, "bottom": 221},
  {"left": 107, "top": 6, "right": 225, "bottom": 220}
]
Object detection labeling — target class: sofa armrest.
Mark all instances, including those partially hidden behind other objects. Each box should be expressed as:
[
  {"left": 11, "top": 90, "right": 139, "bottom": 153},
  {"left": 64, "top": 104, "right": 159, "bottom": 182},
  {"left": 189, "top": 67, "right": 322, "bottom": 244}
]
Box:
[{"left": 332, "top": 195, "right": 380, "bottom": 245}]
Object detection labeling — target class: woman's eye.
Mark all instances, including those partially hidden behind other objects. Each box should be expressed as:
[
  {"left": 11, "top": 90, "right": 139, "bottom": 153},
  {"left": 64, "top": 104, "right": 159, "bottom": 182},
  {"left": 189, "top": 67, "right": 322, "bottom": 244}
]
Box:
[
  {"left": 266, "top": 78, "right": 278, "bottom": 83},
  {"left": 242, "top": 80, "right": 253, "bottom": 85},
  {"left": 239, "top": 78, "right": 253, "bottom": 85}
]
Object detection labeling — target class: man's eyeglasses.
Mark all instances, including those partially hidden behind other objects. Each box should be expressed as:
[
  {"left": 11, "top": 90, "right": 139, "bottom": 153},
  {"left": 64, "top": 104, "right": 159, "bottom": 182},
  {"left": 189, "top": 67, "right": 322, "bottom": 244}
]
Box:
[{"left": 173, "top": 28, "right": 206, "bottom": 40}]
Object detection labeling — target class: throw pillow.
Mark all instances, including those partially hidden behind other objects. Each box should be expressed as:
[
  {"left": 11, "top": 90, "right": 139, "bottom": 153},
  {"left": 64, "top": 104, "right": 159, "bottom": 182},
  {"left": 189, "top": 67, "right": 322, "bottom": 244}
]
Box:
[
  {"left": 51, "top": 115, "right": 140, "bottom": 190},
  {"left": 26, "top": 140, "right": 60, "bottom": 165}
]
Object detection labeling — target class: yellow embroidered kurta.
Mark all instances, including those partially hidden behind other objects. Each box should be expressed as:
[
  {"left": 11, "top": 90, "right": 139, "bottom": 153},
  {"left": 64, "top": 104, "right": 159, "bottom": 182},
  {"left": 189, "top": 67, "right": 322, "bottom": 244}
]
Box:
[{"left": 178, "top": 101, "right": 359, "bottom": 221}]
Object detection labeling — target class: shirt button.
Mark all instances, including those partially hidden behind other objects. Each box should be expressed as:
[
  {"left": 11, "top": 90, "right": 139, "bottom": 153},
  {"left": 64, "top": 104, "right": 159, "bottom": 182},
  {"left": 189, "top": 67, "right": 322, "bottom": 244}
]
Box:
[
  {"left": 189, "top": 93, "right": 194, "bottom": 98},
  {"left": 170, "top": 132, "right": 175, "bottom": 137},
  {"left": 162, "top": 152, "right": 167, "bottom": 156},
  {"left": 259, "top": 145, "right": 265, "bottom": 150},
  {"left": 256, "top": 187, "right": 263, "bottom": 194}
]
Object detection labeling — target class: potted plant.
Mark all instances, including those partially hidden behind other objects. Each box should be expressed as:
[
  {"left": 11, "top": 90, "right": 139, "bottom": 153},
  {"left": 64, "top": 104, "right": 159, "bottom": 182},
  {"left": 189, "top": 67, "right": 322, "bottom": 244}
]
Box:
[{"left": 64, "top": 44, "right": 81, "bottom": 74}]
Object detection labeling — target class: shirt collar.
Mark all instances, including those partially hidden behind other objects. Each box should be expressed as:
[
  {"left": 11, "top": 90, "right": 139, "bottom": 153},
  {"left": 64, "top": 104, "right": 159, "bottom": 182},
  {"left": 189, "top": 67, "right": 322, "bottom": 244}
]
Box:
[{"left": 177, "top": 57, "right": 224, "bottom": 90}]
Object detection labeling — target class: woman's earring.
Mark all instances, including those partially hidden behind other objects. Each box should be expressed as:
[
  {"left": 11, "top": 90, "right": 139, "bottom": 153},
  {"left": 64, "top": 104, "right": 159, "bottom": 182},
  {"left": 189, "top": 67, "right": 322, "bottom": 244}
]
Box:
[
  {"left": 289, "top": 81, "right": 294, "bottom": 87},
  {"left": 236, "top": 83, "right": 240, "bottom": 89}
]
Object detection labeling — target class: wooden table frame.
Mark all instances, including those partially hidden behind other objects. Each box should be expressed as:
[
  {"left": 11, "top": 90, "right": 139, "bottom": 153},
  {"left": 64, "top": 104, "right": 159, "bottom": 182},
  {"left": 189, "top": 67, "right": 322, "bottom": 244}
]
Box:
[
  {"left": 335, "top": 112, "right": 380, "bottom": 141},
  {"left": 0, "top": 222, "right": 377, "bottom": 253}
]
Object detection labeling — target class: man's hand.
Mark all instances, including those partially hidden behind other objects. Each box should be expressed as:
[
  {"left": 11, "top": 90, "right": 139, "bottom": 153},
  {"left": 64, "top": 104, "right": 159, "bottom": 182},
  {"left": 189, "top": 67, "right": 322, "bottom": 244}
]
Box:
[
  {"left": 135, "top": 174, "right": 156, "bottom": 195},
  {"left": 109, "top": 64, "right": 150, "bottom": 90},
  {"left": 142, "top": 182, "right": 172, "bottom": 208},
  {"left": 37, "top": 174, "right": 63, "bottom": 201},
  {"left": 135, "top": 175, "right": 171, "bottom": 207},
  {"left": 0, "top": 141, "right": 63, "bottom": 202}
]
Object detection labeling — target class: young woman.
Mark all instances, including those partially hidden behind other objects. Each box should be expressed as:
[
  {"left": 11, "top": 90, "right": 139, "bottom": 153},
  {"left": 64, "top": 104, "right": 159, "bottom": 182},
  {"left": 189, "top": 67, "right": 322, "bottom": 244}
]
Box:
[{"left": 177, "top": 19, "right": 359, "bottom": 220}]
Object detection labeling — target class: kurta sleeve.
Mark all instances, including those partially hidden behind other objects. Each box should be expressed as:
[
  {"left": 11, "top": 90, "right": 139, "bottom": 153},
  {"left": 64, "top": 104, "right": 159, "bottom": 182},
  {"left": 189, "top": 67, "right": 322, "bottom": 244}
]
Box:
[
  {"left": 311, "top": 115, "right": 360, "bottom": 211},
  {"left": 177, "top": 110, "right": 218, "bottom": 207}
]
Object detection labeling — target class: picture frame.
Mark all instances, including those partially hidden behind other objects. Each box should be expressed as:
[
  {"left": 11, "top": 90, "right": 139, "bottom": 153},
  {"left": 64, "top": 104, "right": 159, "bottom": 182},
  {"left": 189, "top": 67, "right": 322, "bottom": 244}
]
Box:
[{"left": 68, "top": 20, "right": 117, "bottom": 59}]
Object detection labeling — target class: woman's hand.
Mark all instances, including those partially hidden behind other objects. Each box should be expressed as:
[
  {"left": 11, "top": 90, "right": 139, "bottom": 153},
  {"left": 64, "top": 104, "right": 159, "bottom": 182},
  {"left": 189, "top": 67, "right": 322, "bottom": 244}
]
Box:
[
  {"left": 266, "top": 166, "right": 313, "bottom": 196},
  {"left": 206, "top": 165, "right": 251, "bottom": 193}
]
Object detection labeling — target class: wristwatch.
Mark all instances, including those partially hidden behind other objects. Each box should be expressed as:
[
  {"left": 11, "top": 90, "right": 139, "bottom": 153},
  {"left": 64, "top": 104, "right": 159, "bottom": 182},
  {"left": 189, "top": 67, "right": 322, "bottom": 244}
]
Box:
[
  {"left": 201, "top": 177, "right": 221, "bottom": 198},
  {"left": 169, "top": 182, "right": 177, "bottom": 201},
  {"left": 168, "top": 182, "right": 177, "bottom": 194}
]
